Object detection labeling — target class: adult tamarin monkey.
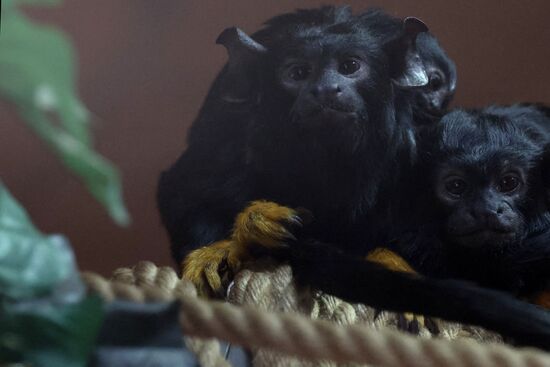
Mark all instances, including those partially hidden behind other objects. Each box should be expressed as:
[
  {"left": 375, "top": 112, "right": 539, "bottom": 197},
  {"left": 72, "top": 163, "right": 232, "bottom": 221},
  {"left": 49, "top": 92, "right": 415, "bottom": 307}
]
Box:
[
  {"left": 159, "top": 7, "right": 456, "bottom": 263},
  {"left": 157, "top": 7, "right": 550, "bottom": 348}
]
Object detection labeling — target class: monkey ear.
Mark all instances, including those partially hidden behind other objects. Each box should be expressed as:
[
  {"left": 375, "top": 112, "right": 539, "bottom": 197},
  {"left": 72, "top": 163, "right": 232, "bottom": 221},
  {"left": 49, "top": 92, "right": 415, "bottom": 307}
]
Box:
[
  {"left": 388, "top": 17, "right": 429, "bottom": 89},
  {"left": 216, "top": 27, "right": 268, "bottom": 103}
]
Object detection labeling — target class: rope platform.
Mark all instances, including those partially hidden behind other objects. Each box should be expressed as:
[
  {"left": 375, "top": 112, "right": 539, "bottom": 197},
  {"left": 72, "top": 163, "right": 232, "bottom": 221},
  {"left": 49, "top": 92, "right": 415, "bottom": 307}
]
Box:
[{"left": 82, "top": 261, "right": 550, "bottom": 367}]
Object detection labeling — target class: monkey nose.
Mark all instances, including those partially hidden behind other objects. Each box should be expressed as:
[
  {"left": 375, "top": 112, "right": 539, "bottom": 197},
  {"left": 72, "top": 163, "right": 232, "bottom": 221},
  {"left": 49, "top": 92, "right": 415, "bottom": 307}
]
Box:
[
  {"left": 430, "top": 99, "right": 441, "bottom": 110},
  {"left": 311, "top": 84, "right": 342, "bottom": 101},
  {"left": 474, "top": 207, "right": 514, "bottom": 232},
  {"left": 472, "top": 207, "right": 498, "bottom": 222}
]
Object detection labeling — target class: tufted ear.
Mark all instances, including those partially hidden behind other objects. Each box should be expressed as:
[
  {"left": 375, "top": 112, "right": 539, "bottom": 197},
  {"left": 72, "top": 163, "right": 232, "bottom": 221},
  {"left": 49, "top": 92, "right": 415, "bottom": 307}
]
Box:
[
  {"left": 387, "top": 17, "right": 429, "bottom": 89},
  {"left": 216, "top": 27, "right": 267, "bottom": 103}
]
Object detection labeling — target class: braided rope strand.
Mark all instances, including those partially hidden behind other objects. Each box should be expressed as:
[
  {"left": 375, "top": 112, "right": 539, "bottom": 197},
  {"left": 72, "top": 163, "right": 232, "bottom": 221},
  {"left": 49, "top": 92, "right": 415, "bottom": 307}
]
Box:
[{"left": 82, "top": 262, "right": 550, "bottom": 367}]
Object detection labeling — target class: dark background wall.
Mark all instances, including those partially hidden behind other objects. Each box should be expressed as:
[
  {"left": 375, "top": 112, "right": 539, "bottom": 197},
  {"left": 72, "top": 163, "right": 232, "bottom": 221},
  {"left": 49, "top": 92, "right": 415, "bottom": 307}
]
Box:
[{"left": 1, "top": 1, "right": 549, "bottom": 274}]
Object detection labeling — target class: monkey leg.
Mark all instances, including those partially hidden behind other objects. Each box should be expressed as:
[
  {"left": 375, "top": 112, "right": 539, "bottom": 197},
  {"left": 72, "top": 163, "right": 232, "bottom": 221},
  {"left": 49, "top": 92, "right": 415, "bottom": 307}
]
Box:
[
  {"left": 366, "top": 248, "right": 417, "bottom": 273},
  {"left": 182, "top": 240, "right": 250, "bottom": 298},
  {"left": 366, "top": 248, "right": 440, "bottom": 335}
]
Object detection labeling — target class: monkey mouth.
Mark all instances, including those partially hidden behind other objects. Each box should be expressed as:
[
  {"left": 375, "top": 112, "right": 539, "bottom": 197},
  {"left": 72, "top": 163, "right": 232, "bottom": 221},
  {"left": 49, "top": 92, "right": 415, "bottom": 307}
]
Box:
[
  {"left": 413, "top": 106, "right": 442, "bottom": 123},
  {"left": 300, "top": 104, "right": 358, "bottom": 121},
  {"left": 320, "top": 102, "right": 356, "bottom": 113},
  {"left": 451, "top": 229, "right": 517, "bottom": 248}
]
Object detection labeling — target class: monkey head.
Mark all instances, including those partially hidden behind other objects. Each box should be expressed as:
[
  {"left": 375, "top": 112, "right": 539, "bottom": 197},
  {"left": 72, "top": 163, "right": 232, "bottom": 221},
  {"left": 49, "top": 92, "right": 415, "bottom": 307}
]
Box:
[
  {"left": 423, "top": 109, "right": 549, "bottom": 253},
  {"left": 216, "top": 8, "right": 430, "bottom": 149},
  {"left": 267, "top": 15, "right": 430, "bottom": 131},
  {"left": 413, "top": 32, "right": 457, "bottom": 122}
]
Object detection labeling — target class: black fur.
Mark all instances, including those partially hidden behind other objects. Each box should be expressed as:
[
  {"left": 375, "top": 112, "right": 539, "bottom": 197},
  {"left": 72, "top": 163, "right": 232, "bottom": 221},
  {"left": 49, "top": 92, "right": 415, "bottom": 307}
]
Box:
[
  {"left": 157, "top": 7, "right": 550, "bottom": 348},
  {"left": 393, "top": 106, "right": 550, "bottom": 296},
  {"left": 288, "top": 239, "right": 550, "bottom": 349},
  {"left": 285, "top": 106, "right": 550, "bottom": 348},
  {"left": 158, "top": 7, "right": 430, "bottom": 262},
  {"left": 412, "top": 32, "right": 457, "bottom": 124}
]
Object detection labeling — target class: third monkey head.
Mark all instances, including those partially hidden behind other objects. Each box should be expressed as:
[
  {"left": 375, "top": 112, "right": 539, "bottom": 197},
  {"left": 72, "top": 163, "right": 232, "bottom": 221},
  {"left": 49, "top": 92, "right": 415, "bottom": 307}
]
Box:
[{"left": 414, "top": 32, "right": 457, "bottom": 122}]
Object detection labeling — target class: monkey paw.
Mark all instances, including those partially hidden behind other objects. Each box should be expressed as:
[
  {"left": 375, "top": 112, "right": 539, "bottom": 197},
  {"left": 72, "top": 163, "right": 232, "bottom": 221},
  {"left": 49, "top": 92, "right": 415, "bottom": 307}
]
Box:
[
  {"left": 182, "top": 240, "right": 248, "bottom": 298},
  {"left": 231, "top": 200, "right": 310, "bottom": 249},
  {"left": 396, "top": 313, "right": 440, "bottom": 336}
]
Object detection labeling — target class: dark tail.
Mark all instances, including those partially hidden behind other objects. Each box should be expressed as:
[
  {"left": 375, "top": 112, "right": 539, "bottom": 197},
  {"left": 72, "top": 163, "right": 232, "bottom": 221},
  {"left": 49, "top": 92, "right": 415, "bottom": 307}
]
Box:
[{"left": 289, "top": 240, "right": 550, "bottom": 350}]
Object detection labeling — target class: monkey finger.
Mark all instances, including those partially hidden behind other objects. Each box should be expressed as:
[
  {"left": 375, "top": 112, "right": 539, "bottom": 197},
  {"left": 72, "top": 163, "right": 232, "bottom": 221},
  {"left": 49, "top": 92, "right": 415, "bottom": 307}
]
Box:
[
  {"left": 424, "top": 317, "right": 441, "bottom": 335},
  {"left": 404, "top": 313, "right": 440, "bottom": 336},
  {"left": 203, "top": 262, "right": 224, "bottom": 298},
  {"left": 408, "top": 318, "right": 420, "bottom": 335},
  {"left": 397, "top": 313, "right": 440, "bottom": 336},
  {"left": 396, "top": 313, "right": 419, "bottom": 335}
]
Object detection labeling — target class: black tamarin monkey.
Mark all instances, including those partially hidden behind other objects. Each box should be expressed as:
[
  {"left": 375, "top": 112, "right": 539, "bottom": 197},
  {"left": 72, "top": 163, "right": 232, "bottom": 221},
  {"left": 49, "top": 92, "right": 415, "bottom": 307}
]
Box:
[
  {"left": 391, "top": 106, "right": 550, "bottom": 300},
  {"left": 158, "top": 7, "right": 550, "bottom": 348},
  {"left": 411, "top": 32, "right": 457, "bottom": 124},
  {"left": 158, "top": 6, "right": 456, "bottom": 265}
]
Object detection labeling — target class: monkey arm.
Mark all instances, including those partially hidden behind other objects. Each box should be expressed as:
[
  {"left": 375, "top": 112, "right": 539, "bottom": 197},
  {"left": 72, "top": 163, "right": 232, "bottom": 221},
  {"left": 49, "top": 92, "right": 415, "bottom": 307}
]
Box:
[
  {"left": 157, "top": 148, "right": 251, "bottom": 263},
  {"left": 181, "top": 201, "right": 301, "bottom": 297},
  {"left": 507, "top": 229, "right": 550, "bottom": 309},
  {"left": 181, "top": 201, "right": 550, "bottom": 348}
]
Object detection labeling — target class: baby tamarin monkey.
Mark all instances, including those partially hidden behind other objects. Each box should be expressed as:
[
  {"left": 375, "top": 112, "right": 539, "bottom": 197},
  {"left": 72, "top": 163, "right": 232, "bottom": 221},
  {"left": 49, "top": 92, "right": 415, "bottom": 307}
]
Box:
[{"left": 393, "top": 105, "right": 550, "bottom": 306}]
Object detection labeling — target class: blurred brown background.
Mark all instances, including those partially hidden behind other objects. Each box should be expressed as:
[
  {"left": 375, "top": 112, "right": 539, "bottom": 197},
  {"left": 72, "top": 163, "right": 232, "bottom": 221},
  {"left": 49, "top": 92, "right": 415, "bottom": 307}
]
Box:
[{"left": 1, "top": 0, "right": 549, "bottom": 274}]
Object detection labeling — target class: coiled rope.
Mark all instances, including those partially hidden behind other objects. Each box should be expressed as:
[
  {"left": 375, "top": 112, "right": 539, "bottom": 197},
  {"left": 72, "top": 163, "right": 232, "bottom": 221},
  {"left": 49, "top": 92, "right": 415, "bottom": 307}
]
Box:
[{"left": 82, "top": 261, "right": 550, "bottom": 367}]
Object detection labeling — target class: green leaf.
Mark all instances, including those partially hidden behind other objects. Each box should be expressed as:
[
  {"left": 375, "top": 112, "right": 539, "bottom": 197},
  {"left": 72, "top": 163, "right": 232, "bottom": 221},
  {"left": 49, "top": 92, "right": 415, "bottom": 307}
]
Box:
[
  {"left": 0, "top": 183, "right": 105, "bottom": 366},
  {"left": 11, "top": 0, "right": 61, "bottom": 4},
  {"left": 20, "top": 109, "right": 130, "bottom": 226},
  {"left": 0, "top": 182, "right": 73, "bottom": 299},
  {"left": 2, "top": 0, "right": 63, "bottom": 22},
  {"left": 0, "top": 5, "right": 130, "bottom": 225},
  {"left": 1, "top": 295, "right": 104, "bottom": 367}
]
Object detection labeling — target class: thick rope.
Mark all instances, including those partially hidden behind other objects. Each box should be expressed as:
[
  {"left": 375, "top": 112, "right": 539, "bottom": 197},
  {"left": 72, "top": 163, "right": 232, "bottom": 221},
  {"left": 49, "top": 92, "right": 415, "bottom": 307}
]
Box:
[
  {"left": 82, "top": 262, "right": 550, "bottom": 367},
  {"left": 82, "top": 264, "right": 231, "bottom": 367}
]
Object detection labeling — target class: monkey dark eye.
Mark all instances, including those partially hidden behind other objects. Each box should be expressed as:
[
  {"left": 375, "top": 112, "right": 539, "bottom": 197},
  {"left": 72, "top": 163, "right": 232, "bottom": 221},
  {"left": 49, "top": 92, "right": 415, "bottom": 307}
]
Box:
[
  {"left": 339, "top": 59, "right": 360, "bottom": 75},
  {"left": 498, "top": 174, "right": 521, "bottom": 193},
  {"left": 288, "top": 64, "right": 311, "bottom": 81},
  {"left": 444, "top": 177, "right": 468, "bottom": 197},
  {"left": 429, "top": 73, "right": 443, "bottom": 90}
]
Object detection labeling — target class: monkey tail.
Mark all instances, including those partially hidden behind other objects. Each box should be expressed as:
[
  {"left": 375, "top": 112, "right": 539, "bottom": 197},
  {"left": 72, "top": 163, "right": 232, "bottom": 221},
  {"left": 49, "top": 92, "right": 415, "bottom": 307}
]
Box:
[{"left": 290, "top": 239, "right": 550, "bottom": 350}]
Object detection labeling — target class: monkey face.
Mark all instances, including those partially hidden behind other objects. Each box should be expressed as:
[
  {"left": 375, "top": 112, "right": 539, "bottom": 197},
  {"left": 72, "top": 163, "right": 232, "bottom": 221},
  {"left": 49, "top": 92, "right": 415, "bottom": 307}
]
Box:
[
  {"left": 415, "top": 64, "right": 456, "bottom": 116},
  {"left": 216, "top": 15, "right": 430, "bottom": 149},
  {"left": 413, "top": 32, "right": 457, "bottom": 122},
  {"left": 424, "top": 109, "right": 549, "bottom": 253},
  {"left": 261, "top": 18, "right": 429, "bottom": 133},
  {"left": 277, "top": 48, "right": 371, "bottom": 126},
  {"left": 435, "top": 164, "right": 528, "bottom": 250}
]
